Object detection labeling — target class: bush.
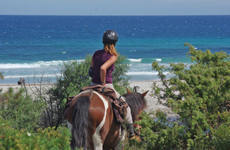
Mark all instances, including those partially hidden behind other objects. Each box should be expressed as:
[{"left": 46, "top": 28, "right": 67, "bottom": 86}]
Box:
[
  {"left": 113, "top": 54, "right": 131, "bottom": 95},
  {"left": 0, "top": 88, "right": 45, "bottom": 131},
  {"left": 211, "top": 122, "right": 230, "bottom": 150},
  {"left": 0, "top": 72, "right": 3, "bottom": 93},
  {"left": 142, "top": 44, "right": 230, "bottom": 149},
  {"left": 0, "top": 116, "right": 71, "bottom": 150},
  {"left": 39, "top": 55, "right": 92, "bottom": 128},
  {"left": 130, "top": 111, "right": 187, "bottom": 150},
  {"left": 0, "top": 72, "right": 3, "bottom": 80}
]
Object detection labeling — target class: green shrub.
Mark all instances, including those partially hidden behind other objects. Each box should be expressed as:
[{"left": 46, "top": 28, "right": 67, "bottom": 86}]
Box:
[
  {"left": 0, "top": 88, "right": 45, "bottom": 131},
  {"left": 0, "top": 72, "right": 3, "bottom": 93},
  {"left": 113, "top": 54, "right": 131, "bottom": 95},
  {"left": 0, "top": 116, "right": 71, "bottom": 150},
  {"left": 145, "top": 44, "right": 230, "bottom": 149},
  {"left": 128, "top": 44, "right": 230, "bottom": 149},
  {"left": 212, "top": 123, "right": 230, "bottom": 150},
  {"left": 38, "top": 55, "right": 92, "bottom": 128},
  {"left": 130, "top": 111, "right": 187, "bottom": 150},
  {"left": 0, "top": 72, "right": 3, "bottom": 80}
]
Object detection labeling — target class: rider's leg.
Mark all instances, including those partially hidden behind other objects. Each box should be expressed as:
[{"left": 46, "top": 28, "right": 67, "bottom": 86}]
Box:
[{"left": 105, "top": 84, "right": 135, "bottom": 138}]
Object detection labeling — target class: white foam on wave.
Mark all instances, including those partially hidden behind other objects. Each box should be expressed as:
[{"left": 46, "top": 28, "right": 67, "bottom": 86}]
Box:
[
  {"left": 127, "top": 71, "right": 169, "bottom": 75},
  {"left": 0, "top": 60, "right": 84, "bottom": 69},
  {"left": 128, "top": 58, "right": 142, "bottom": 62},
  {"left": 4, "top": 74, "right": 62, "bottom": 79},
  {"left": 155, "top": 58, "right": 162, "bottom": 61}
]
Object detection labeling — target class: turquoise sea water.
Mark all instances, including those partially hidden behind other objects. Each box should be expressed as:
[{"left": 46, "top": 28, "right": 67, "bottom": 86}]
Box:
[{"left": 0, "top": 15, "right": 230, "bottom": 84}]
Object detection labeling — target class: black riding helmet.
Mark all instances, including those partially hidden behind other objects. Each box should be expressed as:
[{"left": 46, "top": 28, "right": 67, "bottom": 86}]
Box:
[{"left": 103, "top": 30, "right": 118, "bottom": 44}]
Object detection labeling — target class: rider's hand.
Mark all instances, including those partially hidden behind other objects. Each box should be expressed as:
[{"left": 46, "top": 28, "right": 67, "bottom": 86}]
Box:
[{"left": 101, "top": 81, "right": 106, "bottom": 87}]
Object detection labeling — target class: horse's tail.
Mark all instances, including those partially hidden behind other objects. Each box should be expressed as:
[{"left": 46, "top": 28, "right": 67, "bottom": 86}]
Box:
[{"left": 71, "top": 96, "right": 90, "bottom": 149}]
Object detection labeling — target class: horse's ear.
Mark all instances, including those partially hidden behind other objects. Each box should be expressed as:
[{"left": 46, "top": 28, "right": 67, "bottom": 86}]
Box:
[
  {"left": 141, "top": 90, "right": 149, "bottom": 98},
  {"left": 126, "top": 87, "right": 132, "bottom": 93}
]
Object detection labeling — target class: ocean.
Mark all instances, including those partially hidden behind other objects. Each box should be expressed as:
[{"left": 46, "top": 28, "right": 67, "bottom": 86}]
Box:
[{"left": 0, "top": 15, "right": 230, "bottom": 84}]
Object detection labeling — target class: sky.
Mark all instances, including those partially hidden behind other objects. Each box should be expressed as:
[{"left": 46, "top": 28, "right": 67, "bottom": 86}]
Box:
[{"left": 1, "top": 0, "right": 230, "bottom": 16}]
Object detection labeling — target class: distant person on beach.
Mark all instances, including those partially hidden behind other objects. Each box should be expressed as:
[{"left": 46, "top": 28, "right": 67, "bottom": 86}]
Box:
[
  {"left": 18, "top": 78, "right": 22, "bottom": 85},
  {"left": 22, "top": 78, "right": 25, "bottom": 85},
  {"left": 89, "top": 30, "right": 138, "bottom": 140}
]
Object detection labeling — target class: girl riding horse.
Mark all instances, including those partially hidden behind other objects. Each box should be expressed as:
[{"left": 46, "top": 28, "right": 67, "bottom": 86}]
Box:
[{"left": 89, "top": 30, "right": 136, "bottom": 139}]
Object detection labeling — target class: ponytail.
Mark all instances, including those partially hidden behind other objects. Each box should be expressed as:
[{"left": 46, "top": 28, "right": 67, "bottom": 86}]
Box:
[{"left": 103, "top": 44, "right": 118, "bottom": 57}]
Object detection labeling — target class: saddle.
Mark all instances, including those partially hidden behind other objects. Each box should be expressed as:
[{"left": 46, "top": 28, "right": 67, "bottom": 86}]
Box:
[{"left": 64, "top": 85, "right": 128, "bottom": 124}]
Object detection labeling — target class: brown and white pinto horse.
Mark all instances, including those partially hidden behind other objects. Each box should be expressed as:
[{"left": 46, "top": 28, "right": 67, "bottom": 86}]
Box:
[{"left": 65, "top": 87, "right": 148, "bottom": 150}]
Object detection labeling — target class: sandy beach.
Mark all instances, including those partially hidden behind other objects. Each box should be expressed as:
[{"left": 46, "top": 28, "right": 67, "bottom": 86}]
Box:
[
  {"left": 129, "top": 80, "right": 176, "bottom": 117},
  {"left": 0, "top": 80, "right": 176, "bottom": 117}
]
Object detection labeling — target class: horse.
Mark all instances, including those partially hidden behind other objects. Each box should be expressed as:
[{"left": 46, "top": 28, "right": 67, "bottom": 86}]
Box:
[{"left": 65, "top": 86, "right": 148, "bottom": 150}]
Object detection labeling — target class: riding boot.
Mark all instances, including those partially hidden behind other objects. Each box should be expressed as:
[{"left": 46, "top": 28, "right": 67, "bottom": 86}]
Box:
[
  {"left": 127, "top": 123, "right": 135, "bottom": 138},
  {"left": 127, "top": 123, "right": 142, "bottom": 142}
]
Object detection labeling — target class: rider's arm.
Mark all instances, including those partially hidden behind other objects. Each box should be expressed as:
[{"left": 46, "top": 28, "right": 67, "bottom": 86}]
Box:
[{"left": 100, "top": 55, "right": 117, "bottom": 85}]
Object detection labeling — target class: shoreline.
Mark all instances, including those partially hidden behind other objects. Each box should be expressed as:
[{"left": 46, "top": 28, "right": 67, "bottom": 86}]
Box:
[
  {"left": 0, "top": 79, "right": 162, "bottom": 86},
  {"left": 0, "top": 80, "right": 176, "bottom": 117}
]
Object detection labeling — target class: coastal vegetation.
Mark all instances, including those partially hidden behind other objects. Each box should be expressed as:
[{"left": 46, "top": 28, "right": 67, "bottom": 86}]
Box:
[
  {"left": 131, "top": 44, "right": 230, "bottom": 149},
  {"left": 1, "top": 46, "right": 230, "bottom": 149},
  {"left": 0, "top": 72, "right": 3, "bottom": 80}
]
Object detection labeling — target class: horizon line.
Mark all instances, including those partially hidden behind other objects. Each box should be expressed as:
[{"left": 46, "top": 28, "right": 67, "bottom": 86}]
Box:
[{"left": 1, "top": 14, "right": 230, "bottom": 17}]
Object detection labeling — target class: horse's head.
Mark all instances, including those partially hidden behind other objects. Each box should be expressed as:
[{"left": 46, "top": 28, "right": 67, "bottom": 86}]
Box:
[
  {"left": 123, "top": 86, "right": 148, "bottom": 121},
  {"left": 126, "top": 86, "right": 148, "bottom": 99}
]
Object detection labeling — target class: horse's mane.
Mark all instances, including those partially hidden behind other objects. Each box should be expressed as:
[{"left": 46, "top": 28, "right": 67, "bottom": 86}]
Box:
[{"left": 122, "top": 86, "right": 147, "bottom": 122}]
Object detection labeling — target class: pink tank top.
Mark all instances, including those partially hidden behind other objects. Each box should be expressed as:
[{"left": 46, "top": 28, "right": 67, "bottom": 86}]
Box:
[{"left": 92, "top": 50, "right": 115, "bottom": 84}]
